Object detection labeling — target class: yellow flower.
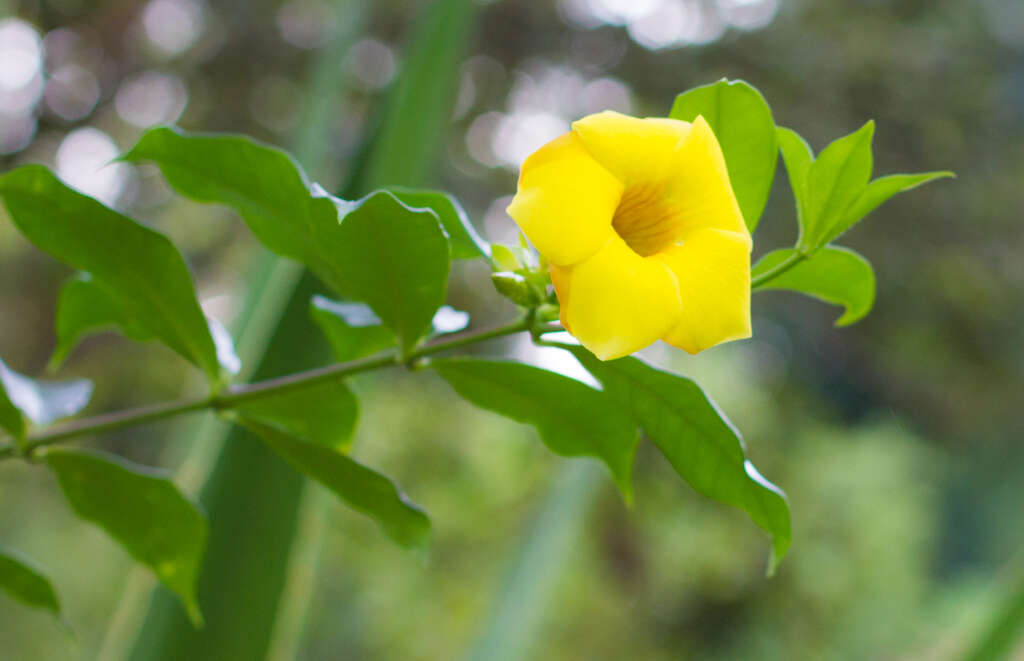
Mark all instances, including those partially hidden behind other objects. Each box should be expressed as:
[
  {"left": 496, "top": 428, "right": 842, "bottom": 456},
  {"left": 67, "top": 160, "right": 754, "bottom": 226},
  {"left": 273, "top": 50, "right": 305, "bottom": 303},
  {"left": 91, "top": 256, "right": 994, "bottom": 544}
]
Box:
[{"left": 507, "top": 111, "right": 752, "bottom": 360}]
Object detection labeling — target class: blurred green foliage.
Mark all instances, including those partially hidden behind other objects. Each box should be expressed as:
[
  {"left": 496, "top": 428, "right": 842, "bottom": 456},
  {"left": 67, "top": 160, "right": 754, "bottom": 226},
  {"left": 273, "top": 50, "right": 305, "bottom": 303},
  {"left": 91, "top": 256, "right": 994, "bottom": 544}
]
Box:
[{"left": 1, "top": 0, "right": 1022, "bottom": 659}]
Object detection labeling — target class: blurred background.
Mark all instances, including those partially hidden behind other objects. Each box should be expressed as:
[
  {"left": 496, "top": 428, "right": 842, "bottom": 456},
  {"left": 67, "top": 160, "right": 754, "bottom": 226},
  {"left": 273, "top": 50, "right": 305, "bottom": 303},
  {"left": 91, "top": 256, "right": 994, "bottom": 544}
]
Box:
[{"left": 1, "top": 0, "right": 1023, "bottom": 659}]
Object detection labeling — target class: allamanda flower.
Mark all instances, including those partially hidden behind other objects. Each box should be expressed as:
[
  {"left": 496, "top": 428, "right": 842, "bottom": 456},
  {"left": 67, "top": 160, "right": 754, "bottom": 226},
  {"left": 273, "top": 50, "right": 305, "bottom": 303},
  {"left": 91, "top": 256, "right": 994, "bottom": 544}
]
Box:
[{"left": 507, "top": 111, "right": 752, "bottom": 361}]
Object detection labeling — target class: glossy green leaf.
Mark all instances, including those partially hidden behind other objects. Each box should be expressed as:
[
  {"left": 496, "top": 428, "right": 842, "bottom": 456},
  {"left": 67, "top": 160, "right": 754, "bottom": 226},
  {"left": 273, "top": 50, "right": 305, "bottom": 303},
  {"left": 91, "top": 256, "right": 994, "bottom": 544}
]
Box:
[
  {"left": 310, "top": 296, "right": 396, "bottom": 362},
  {"left": 568, "top": 347, "right": 790, "bottom": 569},
  {"left": 388, "top": 187, "right": 489, "bottom": 259},
  {"left": 234, "top": 380, "right": 358, "bottom": 452},
  {"left": 801, "top": 121, "right": 874, "bottom": 250},
  {"left": 753, "top": 246, "right": 876, "bottom": 327},
  {"left": 45, "top": 449, "right": 207, "bottom": 625},
  {"left": 0, "top": 166, "right": 221, "bottom": 384},
  {"left": 0, "top": 358, "right": 92, "bottom": 440},
  {"left": 123, "top": 128, "right": 353, "bottom": 296},
  {"left": 242, "top": 420, "right": 430, "bottom": 551},
  {"left": 828, "top": 171, "right": 954, "bottom": 244},
  {"left": 334, "top": 191, "right": 450, "bottom": 356},
  {"left": 432, "top": 358, "right": 639, "bottom": 500},
  {"left": 0, "top": 546, "right": 60, "bottom": 616},
  {"left": 50, "top": 273, "right": 240, "bottom": 376},
  {"left": 670, "top": 79, "right": 778, "bottom": 232},
  {"left": 776, "top": 126, "right": 814, "bottom": 234}
]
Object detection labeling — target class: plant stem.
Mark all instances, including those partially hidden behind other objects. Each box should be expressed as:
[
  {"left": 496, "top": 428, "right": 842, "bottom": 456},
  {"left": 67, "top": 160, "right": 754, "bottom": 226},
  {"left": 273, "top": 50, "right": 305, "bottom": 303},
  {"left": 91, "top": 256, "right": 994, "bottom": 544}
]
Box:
[
  {"left": 1, "top": 316, "right": 533, "bottom": 460},
  {"left": 750, "top": 250, "right": 807, "bottom": 289}
]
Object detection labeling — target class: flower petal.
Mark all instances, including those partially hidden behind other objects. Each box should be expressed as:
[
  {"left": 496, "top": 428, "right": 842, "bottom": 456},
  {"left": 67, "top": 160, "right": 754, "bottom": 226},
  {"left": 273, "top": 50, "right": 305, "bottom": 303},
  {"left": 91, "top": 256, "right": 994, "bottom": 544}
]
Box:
[
  {"left": 666, "top": 116, "right": 751, "bottom": 243},
  {"left": 506, "top": 132, "right": 623, "bottom": 266},
  {"left": 572, "top": 111, "right": 691, "bottom": 187},
  {"left": 555, "top": 236, "right": 681, "bottom": 360},
  {"left": 652, "top": 228, "right": 752, "bottom": 354}
]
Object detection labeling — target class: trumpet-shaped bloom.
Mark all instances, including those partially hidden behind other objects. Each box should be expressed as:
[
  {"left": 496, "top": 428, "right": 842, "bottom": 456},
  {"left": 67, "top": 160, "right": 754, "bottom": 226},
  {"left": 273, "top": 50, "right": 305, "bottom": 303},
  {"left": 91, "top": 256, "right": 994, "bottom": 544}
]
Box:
[{"left": 507, "top": 111, "right": 752, "bottom": 360}]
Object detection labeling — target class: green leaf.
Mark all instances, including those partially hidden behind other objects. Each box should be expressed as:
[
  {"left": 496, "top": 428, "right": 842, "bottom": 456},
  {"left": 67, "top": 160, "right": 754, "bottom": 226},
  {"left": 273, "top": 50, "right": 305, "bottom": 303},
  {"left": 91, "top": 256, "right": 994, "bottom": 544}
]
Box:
[
  {"left": 0, "top": 357, "right": 92, "bottom": 439},
  {"left": 334, "top": 191, "right": 450, "bottom": 356},
  {"left": 45, "top": 449, "right": 207, "bottom": 625},
  {"left": 802, "top": 121, "right": 874, "bottom": 250},
  {"left": 776, "top": 126, "right": 814, "bottom": 235},
  {"left": 123, "top": 128, "right": 352, "bottom": 297},
  {"left": 50, "top": 273, "right": 153, "bottom": 369},
  {"left": 752, "top": 246, "right": 876, "bottom": 327},
  {"left": 50, "top": 273, "right": 240, "bottom": 376},
  {"left": 0, "top": 546, "right": 60, "bottom": 616},
  {"left": 233, "top": 380, "right": 358, "bottom": 452},
  {"left": 241, "top": 420, "right": 430, "bottom": 552},
  {"left": 432, "top": 358, "right": 639, "bottom": 500},
  {"left": 567, "top": 347, "right": 791, "bottom": 570},
  {"left": 388, "top": 187, "right": 489, "bottom": 259},
  {"left": 0, "top": 166, "right": 222, "bottom": 384},
  {"left": 310, "top": 296, "right": 396, "bottom": 362},
  {"left": 670, "top": 79, "right": 778, "bottom": 232},
  {"left": 827, "top": 171, "right": 954, "bottom": 244}
]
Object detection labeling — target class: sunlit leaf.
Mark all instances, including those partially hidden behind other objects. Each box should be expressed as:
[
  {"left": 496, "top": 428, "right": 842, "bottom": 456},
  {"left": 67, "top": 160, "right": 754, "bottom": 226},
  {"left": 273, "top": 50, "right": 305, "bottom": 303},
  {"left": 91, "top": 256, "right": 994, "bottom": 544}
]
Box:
[
  {"left": 568, "top": 347, "right": 791, "bottom": 570},
  {"left": 233, "top": 380, "right": 358, "bottom": 452},
  {"left": 334, "top": 191, "right": 450, "bottom": 356},
  {"left": 242, "top": 420, "right": 430, "bottom": 551},
  {"left": 827, "top": 170, "right": 954, "bottom": 244},
  {"left": 389, "top": 187, "right": 489, "bottom": 259},
  {"left": 45, "top": 449, "right": 207, "bottom": 625},
  {"left": 432, "top": 358, "right": 639, "bottom": 500},
  {"left": 51, "top": 273, "right": 240, "bottom": 375},
  {"left": 670, "top": 78, "right": 778, "bottom": 232},
  {"left": 124, "top": 128, "right": 352, "bottom": 296},
  {"left": 753, "top": 246, "right": 876, "bottom": 327},
  {"left": 801, "top": 121, "right": 874, "bottom": 250},
  {"left": 0, "top": 166, "right": 221, "bottom": 384},
  {"left": 310, "top": 296, "right": 396, "bottom": 362},
  {"left": 0, "top": 357, "right": 92, "bottom": 440},
  {"left": 0, "top": 546, "right": 60, "bottom": 617}
]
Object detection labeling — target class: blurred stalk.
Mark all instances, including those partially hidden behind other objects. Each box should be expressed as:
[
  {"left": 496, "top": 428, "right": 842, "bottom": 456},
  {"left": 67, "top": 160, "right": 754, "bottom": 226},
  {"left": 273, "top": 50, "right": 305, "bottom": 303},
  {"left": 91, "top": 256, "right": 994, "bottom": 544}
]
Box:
[
  {"left": 962, "top": 562, "right": 1024, "bottom": 661},
  {"left": 101, "top": 0, "right": 478, "bottom": 659},
  {"left": 463, "top": 462, "right": 604, "bottom": 661}
]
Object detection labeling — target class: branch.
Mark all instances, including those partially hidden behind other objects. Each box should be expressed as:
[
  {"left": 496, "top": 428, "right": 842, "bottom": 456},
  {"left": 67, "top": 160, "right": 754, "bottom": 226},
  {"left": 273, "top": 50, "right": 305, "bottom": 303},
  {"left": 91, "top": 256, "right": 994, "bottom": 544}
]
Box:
[{"left": 1, "top": 316, "right": 534, "bottom": 460}]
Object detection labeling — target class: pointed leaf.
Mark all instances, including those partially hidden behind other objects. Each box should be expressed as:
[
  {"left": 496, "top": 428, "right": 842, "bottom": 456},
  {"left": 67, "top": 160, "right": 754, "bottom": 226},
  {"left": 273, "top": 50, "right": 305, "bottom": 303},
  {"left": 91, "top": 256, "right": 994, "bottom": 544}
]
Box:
[
  {"left": 753, "top": 246, "right": 876, "bottom": 326},
  {"left": 776, "top": 126, "right": 814, "bottom": 236},
  {"left": 123, "top": 128, "right": 352, "bottom": 296},
  {"left": 568, "top": 347, "right": 790, "bottom": 569},
  {"left": 670, "top": 79, "right": 778, "bottom": 231},
  {"left": 0, "top": 358, "right": 92, "bottom": 440},
  {"left": 388, "top": 188, "right": 490, "bottom": 259},
  {"left": 432, "top": 358, "right": 639, "bottom": 500},
  {"left": 827, "top": 171, "right": 954, "bottom": 244},
  {"left": 802, "top": 121, "right": 874, "bottom": 250},
  {"left": 334, "top": 191, "right": 450, "bottom": 355},
  {"left": 45, "top": 449, "right": 207, "bottom": 624},
  {"left": 0, "top": 546, "right": 60, "bottom": 616},
  {"left": 241, "top": 420, "right": 430, "bottom": 551},
  {"left": 0, "top": 166, "right": 221, "bottom": 383},
  {"left": 233, "top": 380, "right": 358, "bottom": 452}
]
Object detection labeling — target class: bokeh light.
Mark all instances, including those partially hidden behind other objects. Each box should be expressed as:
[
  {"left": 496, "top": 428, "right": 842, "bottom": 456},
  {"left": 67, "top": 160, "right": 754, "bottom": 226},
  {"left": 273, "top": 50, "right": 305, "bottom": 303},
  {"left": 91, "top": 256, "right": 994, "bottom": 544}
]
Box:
[{"left": 55, "top": 128, "right": 132, "bottom": 206}]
